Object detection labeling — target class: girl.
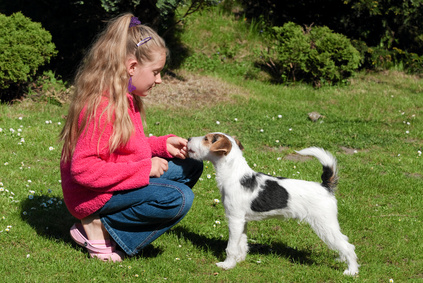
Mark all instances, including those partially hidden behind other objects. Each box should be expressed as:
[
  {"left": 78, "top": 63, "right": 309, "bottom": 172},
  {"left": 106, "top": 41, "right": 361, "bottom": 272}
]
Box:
[{"left": 59, "top": 13, "right": 203, "bottom": 261}]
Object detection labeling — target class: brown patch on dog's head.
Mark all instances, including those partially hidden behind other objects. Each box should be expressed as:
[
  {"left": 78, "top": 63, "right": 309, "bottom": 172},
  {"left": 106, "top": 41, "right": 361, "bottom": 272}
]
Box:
[
  {"left": 233, "top": 136, "right": 244, "bottom": 150},
  {"left": 203, "top": 133, "right": 232, "bottom": 156}
]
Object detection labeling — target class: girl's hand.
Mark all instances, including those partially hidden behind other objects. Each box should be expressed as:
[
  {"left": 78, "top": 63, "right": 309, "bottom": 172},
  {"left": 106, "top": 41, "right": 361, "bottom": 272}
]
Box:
[
  {"left": 167, "top": 136, "right": 188, "bottom": 159},
  {"left": 150, "top": 157, "right": 168, "bottom": 177}
]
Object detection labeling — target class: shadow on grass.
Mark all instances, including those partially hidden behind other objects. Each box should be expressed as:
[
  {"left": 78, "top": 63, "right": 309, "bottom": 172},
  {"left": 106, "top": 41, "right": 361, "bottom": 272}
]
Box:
[
  {"left": 171, "top": 226, "right": 314, "bottom": 266},
  {"left": 20, "top": 196, "right": 313, "bottom": 264},
  {"left": 20, "top": 195, "right": 76, "bottom": 242},
  {"left": 20, "top": 195, "right": 164, "bottom": 258}
]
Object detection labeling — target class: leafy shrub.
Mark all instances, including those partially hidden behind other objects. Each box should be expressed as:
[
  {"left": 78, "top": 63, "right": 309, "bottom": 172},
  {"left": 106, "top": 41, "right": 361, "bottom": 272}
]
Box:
[
  {"left": 1, "top": 1, "right": 220, "bottom": 80},
  {"left": 0, "top": 12, "right": 57, "bottom": 93},
  {"left": 400, "top": 51, "right": 423, "bottom": 74},
  {"left": 260, "top": 22, "right": 362, "bottom": 86},
  {"left": 241, "top": 0, "right": 423, "bottom": 59},
  {"left": 353, "top": 40, "right": 423, "bottom": 74},
  {"left": 27, "top": 70, "right": 71, "bottom": 106}
]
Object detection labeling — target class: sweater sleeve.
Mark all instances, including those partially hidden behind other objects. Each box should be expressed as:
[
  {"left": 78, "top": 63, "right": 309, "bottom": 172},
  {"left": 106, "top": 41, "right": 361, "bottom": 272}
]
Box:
[
  {"left": 147, "top": 134, "right": 176, "bottom": 158},
  {"left": 69, "top": 101, "right": 152, "bottom": 192}
]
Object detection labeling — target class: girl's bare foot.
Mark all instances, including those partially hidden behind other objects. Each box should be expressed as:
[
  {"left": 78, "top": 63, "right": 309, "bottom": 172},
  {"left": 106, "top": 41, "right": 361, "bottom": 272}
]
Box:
[{"left": 81, "top": 214, "right": 110, "bottom": 241}]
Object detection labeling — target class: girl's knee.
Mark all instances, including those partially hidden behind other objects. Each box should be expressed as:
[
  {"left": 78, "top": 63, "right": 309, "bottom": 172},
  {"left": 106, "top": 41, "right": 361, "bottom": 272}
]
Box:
[
  {"left": 179, "top": 186, "right": 194, "bottom": 215},
  {"left": 162, "top": 158, "right": 203, "bottom": 188}
]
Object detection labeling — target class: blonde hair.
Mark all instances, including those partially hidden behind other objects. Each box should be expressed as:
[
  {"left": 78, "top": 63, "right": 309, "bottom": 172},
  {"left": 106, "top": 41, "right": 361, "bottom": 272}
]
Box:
[{"left": 59, "top": 13, "right": 168, "bottom": 162}]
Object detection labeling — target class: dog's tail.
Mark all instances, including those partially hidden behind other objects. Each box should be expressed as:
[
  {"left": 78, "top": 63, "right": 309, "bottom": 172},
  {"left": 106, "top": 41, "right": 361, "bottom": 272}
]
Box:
[{"left": 296, "top": 147, "right": 338, "bottom": 193}]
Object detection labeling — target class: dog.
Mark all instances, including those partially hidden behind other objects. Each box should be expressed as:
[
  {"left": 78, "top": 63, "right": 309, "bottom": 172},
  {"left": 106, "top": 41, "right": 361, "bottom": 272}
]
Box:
[{"left": 187, "top": 133, "right": 359, "bottom": 275}]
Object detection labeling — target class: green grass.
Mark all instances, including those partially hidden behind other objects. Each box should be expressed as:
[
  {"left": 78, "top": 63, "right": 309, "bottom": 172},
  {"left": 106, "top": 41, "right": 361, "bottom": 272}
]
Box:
[
  {"left": 1, "top": 70, "right": 422, "bottom": 282},
  {"left": 1, "top": 5, "right": 423, "bottom": 282},
  {"left": 177, "top": 5, "right": 266, "bottom": 80}
]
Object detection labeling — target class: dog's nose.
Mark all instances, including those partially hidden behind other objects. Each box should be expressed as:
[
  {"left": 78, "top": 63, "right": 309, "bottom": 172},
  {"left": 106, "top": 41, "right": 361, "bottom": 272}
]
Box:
[{"left": 188, "top": 138, "right": 192, "bottom": 142}]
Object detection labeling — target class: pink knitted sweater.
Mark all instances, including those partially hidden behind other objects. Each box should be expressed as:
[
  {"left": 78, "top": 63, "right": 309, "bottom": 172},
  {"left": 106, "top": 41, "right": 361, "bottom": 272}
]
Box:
[{"left": 60, "top": 94, "right": 174, "bottom": 219}]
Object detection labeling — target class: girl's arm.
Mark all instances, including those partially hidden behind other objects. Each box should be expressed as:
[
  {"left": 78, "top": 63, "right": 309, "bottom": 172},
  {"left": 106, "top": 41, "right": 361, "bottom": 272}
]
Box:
[{"left": 146, "top": 134, "right": 176, "bottom": 158}]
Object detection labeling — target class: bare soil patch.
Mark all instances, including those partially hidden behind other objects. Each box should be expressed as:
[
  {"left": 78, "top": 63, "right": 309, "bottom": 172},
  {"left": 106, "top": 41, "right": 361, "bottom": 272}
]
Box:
[
  {"left": 284, "top": 153, "right": 313, "bottom": 162},
  {"left": 405, "top": 172, "right": 423, "bottom": 179},
  {"left": 339, "top": 146, "right": 369, "bottom": 155},
  {"left": 143, "top": 70, "right": 249, "bottom": 109}
]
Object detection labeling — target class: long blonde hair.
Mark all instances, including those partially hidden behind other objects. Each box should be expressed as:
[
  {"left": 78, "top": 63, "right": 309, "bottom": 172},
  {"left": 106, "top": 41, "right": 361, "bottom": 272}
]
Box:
[{"left": 59, "top": 13, "right": 168, "bottom": 162}]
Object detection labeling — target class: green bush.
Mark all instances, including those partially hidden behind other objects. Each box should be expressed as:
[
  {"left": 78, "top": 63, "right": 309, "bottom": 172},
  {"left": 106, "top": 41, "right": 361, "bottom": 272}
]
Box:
[
  {"left": 0, "top": 12, "right": 57, "bottom": 92},
  {"left": 353, "top": 40, "right": 423, "bottom": 73},
  {"left": 260, "top": 22, "right": 362, "bottom": 86},
  {"left": 27, "top": 70, "right": 71, "bottom": 106}
]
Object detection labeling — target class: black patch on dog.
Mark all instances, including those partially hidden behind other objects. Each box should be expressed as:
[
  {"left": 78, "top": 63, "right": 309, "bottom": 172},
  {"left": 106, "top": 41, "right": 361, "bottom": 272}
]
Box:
[
  {"left": 240, "top": 173, "right": 258, "bottom": 191},
  {"left": 321, "top": 165, "right": 336, "bottom": 194},
  {"left": 251, "top": 180, "right": 289, "bottom": 212}
]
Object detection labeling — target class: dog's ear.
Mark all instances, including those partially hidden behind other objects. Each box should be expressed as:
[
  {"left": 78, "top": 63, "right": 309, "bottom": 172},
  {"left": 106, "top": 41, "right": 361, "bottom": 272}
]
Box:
[
  {"left": 210, "top": 134, "right": 232, "bottom": 156},
  {"left": 232, "top": 136, "right": 244, "bottom": 151}
]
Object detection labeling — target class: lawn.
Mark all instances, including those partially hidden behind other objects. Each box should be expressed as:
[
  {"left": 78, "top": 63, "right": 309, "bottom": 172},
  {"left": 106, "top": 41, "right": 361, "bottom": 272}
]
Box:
[
  {"left": 1, "top": 69, "right": 422, "bottom": 282},
  {"left": 1, "top": 5, "right": 423, "bottom": 282}
]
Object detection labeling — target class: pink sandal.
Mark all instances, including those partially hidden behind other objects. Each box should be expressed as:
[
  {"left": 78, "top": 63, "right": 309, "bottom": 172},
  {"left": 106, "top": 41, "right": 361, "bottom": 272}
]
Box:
[{"left": 70, "top": 223, "right": 124, "bottom": 262}]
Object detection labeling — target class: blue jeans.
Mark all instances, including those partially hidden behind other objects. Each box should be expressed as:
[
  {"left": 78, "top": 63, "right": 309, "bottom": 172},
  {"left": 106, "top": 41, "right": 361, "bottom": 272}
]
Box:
[{"left": 97, "top": 158, "right": 203, "bottom": 256}]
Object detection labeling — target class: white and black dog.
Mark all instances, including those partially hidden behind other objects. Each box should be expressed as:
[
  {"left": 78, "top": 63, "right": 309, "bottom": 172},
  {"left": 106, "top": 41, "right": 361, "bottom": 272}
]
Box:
[{"left": 187, "top": 133, "right": 359, "bottom": 275}]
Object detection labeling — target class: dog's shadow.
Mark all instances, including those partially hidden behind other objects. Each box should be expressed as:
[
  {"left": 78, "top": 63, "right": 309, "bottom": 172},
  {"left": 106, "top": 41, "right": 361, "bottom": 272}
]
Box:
[{"left": 171, "top": 226, "right": 314, "bottom": 266}]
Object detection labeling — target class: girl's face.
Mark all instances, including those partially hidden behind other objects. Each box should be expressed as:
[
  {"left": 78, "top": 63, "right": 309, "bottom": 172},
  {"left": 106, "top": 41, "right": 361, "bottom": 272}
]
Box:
[{"left": 130, "top": 50, "right": 166, "bottom": 97}]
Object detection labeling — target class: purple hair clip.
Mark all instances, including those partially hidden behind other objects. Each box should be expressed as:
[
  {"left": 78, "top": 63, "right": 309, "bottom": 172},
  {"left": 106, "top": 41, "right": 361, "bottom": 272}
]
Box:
[
  {"left": 137, "top": 37, "right": 152, "bottom": 47},
  {"left": 129, "top": 17, "right": 141, "bottom": 28}
]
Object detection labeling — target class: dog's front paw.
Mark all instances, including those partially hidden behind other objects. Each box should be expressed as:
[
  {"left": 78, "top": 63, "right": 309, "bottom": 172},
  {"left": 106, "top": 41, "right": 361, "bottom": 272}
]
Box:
[
  {"left": 343, "top": 268, "right": 359, "bottom": 276},
  {"left": 216, "top": 259, "right": 237, "bottom": 270},
  {"left": 236, "top": 254, "right": 247, "bottom": 262}
]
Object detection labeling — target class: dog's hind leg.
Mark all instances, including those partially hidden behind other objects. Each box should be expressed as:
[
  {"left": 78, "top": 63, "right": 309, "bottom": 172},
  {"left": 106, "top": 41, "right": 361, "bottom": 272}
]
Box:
[
  {"left": 307, "top": 215, "right": 359, "bottom": 275},
  {"left": 238, "top": 222, "right": 249, "bottom": 262},
  {"left": 217, "top": 217, "right": 246, "bottom": 269}
]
